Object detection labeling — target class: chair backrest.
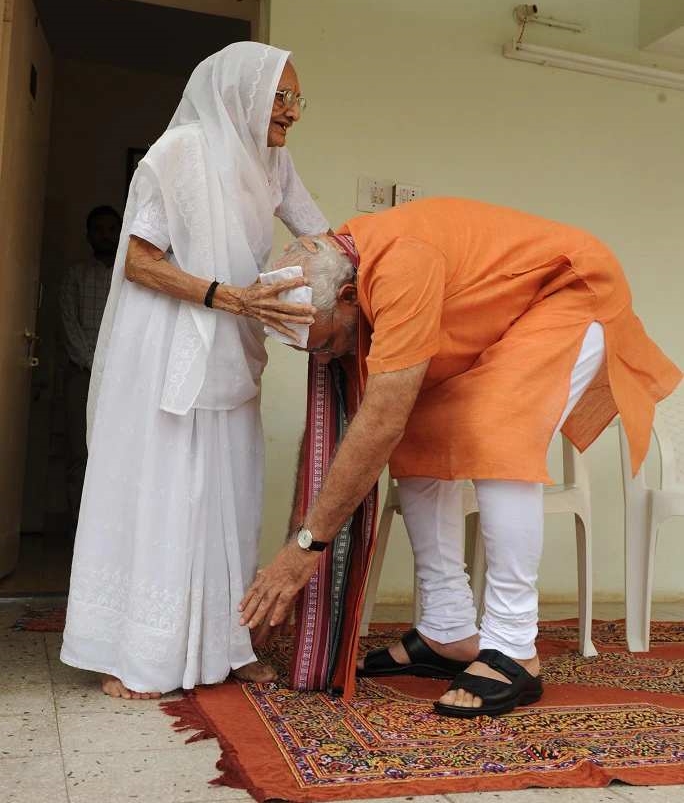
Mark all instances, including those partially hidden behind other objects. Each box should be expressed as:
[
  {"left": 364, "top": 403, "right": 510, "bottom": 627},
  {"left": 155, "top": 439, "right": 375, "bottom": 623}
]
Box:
[{"left": 653, "top": 382, "right": 684, "bottom": 492}]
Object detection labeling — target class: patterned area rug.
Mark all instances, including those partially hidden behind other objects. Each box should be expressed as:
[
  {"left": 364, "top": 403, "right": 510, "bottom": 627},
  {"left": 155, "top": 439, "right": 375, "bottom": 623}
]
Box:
[{"left": 162, "top": 620, "right": 684, "bottom": 801}]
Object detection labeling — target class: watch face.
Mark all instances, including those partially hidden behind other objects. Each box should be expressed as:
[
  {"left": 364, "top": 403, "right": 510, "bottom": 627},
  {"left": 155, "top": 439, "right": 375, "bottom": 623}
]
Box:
[{"left": 297, "top": 529, "right": 313, "bottom": 549}]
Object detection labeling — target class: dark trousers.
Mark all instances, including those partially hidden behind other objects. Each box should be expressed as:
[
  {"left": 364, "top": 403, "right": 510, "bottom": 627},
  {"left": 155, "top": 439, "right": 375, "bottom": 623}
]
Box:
[{"left": 64, "top": 363, "right": 90, "bottom": 532}]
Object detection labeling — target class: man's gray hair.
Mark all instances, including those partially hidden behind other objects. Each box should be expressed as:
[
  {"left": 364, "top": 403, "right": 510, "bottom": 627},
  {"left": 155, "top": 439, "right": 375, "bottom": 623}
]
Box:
[{"left": 270, "top": 236, "right": 355, "bottom": 314}]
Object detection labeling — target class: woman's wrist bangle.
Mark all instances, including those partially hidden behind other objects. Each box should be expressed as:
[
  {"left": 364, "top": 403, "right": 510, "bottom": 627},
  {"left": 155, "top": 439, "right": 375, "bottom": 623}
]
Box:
[{"left": 204, "top": 279, "right": 221, "bottom": 308}]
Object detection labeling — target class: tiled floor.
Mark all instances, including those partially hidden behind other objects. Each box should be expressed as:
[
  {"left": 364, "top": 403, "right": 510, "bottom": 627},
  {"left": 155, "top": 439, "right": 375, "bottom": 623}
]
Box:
[{"left": 1, "top": 599, "right": 683, "bottom": 803}]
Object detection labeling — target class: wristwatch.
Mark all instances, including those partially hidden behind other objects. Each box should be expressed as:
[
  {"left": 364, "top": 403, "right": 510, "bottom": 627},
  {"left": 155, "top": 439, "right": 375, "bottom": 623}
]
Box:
[{"left": 295, "top": 527, "right": 327, "bottom": 552}]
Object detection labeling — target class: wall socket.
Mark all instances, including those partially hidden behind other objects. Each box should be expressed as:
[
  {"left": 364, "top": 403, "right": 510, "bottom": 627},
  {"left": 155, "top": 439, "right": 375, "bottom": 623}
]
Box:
[
  {"left": 393, "top": 183, "right": 423, "bottom": 205},
  {"left": 356, "top": 176, "right": 394, "bottom": 212}
]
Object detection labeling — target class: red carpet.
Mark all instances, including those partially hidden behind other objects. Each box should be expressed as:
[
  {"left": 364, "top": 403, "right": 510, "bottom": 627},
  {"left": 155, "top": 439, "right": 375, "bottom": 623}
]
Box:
[{"left": 161, "top": 620, "right": 684, "bottom": 801}]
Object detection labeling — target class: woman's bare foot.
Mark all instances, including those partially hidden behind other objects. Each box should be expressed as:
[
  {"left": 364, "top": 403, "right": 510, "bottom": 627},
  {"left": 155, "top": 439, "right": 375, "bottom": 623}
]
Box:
[
  {"left": 356, "top": 631, "right": 479, "bottom": 671},
  {"left": 437, "top": 653, "right": 541, "bottom": 710},
  {"left": 231, "top": 660, "right": 278, "bottom": 683},
  {"left": 101, "top": 674, "right": 161, "bottom": 700}
]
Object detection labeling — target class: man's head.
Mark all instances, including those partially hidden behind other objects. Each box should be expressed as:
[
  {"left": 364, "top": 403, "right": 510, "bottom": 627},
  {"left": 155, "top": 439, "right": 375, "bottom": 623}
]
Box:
[
  {"left": 272, "top": 236, "right": 359, "bottom": 363},
  {"left": 86, "top": 206, "right": 122, "bottom": 262}
]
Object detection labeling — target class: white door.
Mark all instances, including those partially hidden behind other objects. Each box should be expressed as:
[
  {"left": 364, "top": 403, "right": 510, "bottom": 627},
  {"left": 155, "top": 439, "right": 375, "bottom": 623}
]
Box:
[{"left": 0, "top": 0, "right": 54, "bottom": 577}]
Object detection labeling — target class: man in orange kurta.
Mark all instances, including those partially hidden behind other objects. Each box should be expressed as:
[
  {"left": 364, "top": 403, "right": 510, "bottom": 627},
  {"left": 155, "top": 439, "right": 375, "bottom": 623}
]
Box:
[{"left": 240, "top": 198, "right": 682, "bottom": 718}]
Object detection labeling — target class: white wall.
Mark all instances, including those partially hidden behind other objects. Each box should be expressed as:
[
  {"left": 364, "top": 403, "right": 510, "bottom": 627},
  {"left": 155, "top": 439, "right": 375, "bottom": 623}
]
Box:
[{"left": 260, "top": 0, "right": 684, "bottom": 604}]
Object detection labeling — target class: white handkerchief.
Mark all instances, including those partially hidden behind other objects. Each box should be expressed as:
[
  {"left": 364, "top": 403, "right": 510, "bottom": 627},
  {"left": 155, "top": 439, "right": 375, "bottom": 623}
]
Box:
[{"left": 258, "top": 265, "right": 312, "bottom": 348}]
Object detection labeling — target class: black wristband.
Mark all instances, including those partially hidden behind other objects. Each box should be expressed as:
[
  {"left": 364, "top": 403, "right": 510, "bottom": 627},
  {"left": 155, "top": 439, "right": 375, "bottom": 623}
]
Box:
[{"left": 204, "top": 279, "right": 221, "bottom": 308}]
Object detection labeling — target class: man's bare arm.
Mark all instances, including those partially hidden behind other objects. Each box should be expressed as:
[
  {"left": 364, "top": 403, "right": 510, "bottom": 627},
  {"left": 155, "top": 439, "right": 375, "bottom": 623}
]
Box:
[
  {"left": 287, "top": 435, "right": 306, "bottom": 538},
  {"left": 239, "top": 359, "right": 429, "bottom": 630},
  {"left": 303, "top": 361, "right": 428, "bottom": 542}
]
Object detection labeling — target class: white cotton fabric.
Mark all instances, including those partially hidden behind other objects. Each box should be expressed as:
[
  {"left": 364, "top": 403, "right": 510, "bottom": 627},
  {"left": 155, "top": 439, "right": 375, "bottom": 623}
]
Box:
[
  {"left": 258, "top": 265, "right": 311, "bottom": 348},
  {"left": 398, "top": 322, "right": 606, "bottom": 660},
  {"left": 61, "top": 42, "right": 329, "bottom": 692}
]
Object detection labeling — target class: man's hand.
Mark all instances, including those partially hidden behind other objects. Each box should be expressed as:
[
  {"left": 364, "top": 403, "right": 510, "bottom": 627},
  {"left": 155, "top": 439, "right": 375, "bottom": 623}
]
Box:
[
  {"left": 239, "top": 541, "right": 320, "bottom": 630},
  {"left": 241, "top": 361, "right": 428, "bottom": 635}
]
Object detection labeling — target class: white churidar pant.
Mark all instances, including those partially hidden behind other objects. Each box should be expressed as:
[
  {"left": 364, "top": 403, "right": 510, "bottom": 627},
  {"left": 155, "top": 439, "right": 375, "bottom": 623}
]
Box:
[{"left": 397, "top": 322, "right": 606, "bottom": 659}]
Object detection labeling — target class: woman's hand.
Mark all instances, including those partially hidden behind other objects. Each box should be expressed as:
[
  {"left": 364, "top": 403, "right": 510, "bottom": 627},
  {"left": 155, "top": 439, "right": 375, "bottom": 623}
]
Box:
[{"left": 214, "top": 277, "right": 316, "bottom": 338}]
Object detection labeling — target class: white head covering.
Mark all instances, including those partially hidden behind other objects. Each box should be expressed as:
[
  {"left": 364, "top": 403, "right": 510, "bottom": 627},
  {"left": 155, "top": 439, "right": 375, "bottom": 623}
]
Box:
[
  {"left": 168, "top": 41, "right": 289, "bottom": 269},
  {"left": 88, "top": 43, "right": 291, "bottom": 437}
]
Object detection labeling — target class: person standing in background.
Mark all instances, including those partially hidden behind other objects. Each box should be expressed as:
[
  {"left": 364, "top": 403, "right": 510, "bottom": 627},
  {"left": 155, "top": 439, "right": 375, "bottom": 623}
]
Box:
[{"left": 59, "top": 206, "right": 121, "bottom": 535}]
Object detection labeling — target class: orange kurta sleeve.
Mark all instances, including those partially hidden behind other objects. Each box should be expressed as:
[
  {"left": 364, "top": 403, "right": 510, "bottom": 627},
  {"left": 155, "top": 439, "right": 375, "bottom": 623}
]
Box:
[{"left": 357, "top": 236, "right": 446, "bottom": 375}]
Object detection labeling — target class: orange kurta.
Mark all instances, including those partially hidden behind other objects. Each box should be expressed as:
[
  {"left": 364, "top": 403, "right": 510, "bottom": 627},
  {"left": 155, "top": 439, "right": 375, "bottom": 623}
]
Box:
[{"left": 339, "top": 198, "right": 681, "bottom": 483}]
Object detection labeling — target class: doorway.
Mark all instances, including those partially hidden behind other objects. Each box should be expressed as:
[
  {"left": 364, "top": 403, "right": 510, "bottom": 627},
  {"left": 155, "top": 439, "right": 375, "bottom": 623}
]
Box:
[{"left": 0, "top": 0, "right": 263, "bottom": 597}]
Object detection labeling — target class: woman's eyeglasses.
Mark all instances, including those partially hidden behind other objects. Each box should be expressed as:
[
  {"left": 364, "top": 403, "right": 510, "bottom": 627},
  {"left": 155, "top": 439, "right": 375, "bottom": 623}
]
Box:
[{"left": 274, "top": 89, "right": 307, "bottom": 111}]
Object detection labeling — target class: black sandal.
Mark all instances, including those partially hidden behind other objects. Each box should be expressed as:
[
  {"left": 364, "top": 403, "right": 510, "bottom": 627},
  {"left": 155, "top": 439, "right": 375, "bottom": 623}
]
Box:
[
  {"left": 357, "top": 628, "right": 469, "bottom": 679},
  {"left": 433, "top": 649, "right": 543, "bottom": 718}
]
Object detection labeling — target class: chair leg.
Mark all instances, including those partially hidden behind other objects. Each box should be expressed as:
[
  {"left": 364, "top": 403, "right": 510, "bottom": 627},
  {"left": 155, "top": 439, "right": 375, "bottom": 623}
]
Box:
[
  {"left": 359, "top": 503, "right": 395, "bottom": 637},
  {"left": 466, "top": 513, "right": 486, "bottom": 626},
  {"left": 574, "top": 513, "right": 597, "bottom": 658},
  {"left": 625, "top": 511, "right": 658, "bottom": 653}
]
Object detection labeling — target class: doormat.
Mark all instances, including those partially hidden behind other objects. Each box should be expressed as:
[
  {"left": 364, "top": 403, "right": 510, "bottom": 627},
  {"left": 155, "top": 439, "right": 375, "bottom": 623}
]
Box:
[
  {"left": 11, "top": 605, "right": 66, "bottom": 632},
  {"left": 162, "top": 620, "right": 684, "bottom": 801}
]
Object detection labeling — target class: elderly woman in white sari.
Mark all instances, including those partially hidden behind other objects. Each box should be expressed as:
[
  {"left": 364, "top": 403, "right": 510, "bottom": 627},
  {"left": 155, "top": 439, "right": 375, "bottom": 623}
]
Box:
[{"left": 60, "top": 42, "right": 330, "bottom": 699}]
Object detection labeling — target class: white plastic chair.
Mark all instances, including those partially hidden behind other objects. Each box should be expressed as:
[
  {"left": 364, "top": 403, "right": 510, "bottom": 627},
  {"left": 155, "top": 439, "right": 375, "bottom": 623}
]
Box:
[
  {"left": 619, "top": 383, "right": 684, "bottom": 652},
  {"left": 361, "top": 434, "right": 597, "bottom": 657}
]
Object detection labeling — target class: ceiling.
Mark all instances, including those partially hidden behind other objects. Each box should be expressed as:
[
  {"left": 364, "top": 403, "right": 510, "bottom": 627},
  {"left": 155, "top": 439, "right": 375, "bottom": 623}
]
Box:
[{"left": 35, "top": 0, "right": 251, "bottom": 78}]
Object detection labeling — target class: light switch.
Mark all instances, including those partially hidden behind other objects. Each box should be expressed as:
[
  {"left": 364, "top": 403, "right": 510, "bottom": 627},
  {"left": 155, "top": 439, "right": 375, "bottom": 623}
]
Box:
[
  {"left": 357, "top": 176, "right": 394, "bottom": 212},
  {"left": 393, "top": 183, "right": 423, "bottom": 205}
]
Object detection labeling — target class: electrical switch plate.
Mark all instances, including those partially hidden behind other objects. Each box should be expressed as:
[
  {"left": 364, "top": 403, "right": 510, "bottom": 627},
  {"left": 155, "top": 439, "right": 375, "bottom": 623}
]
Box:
[
  {"left": 356, "top": 176, "right": 394, "bottom": 212},
  {"left": 393, "top": 183, "right": 423, "bottom": 205}
]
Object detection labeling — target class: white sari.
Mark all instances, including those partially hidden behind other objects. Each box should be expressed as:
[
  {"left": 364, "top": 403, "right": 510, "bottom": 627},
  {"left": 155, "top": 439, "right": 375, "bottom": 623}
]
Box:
[{"left": 61, "top": 43, "right": 328, "bottom": 692}]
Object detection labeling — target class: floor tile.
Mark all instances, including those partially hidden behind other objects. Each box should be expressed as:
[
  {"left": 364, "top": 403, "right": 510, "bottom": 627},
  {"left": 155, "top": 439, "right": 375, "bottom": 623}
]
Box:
[
  {"left": 0, "top": 713, "right": 61, "bottom": 759},
  {"left": 612, "top": 784, "right": 684, "bottom": 802},
  {"left": 63, "top": 744, "right": 259, "bottom": 802},
  {"left": 0, "top": 754, "right": 68, "bottom": 803},
  {"left": 0, "top": 632, "right": 47, "bottom": 661},
  {"left": 44, "top": 633, "right": 96, "bottom": 685},
  {"left": 184, "top": 797, "right": 256, "bottom": 803},
  {"left": 654, "top": 605, "right": 684, "bottom": 621},
  {"left": 0, "top": 633, "right": 51, "bottom": 685},
  {"left": 0, "top": 601, "right": 26, "bottom": 629},
  {"left": 372, "top": 603, "right": 413, "bottom": 623},
  {"left": 0, "top": 681, "right": 54, "bottom": 716},
  {"left": 333, "top": 797, "right": 449, "bottom": 803},
  {"left": 43, "top": 631, "right": 63, "bottom": 658},
  {"left": 445, "top": 789, "right": 626, "bottom": 802},
  {"left": 54, "top": 676, "right": 183, "bottom": 714},
  {"left": 58, "top": 708, "right": 190, "bottom": 753}
]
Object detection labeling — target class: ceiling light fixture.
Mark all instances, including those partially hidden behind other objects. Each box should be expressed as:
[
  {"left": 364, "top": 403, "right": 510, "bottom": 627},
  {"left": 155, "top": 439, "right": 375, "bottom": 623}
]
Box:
[{"left": 503, "top": 40, "right": 684, "bottom": 91}]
